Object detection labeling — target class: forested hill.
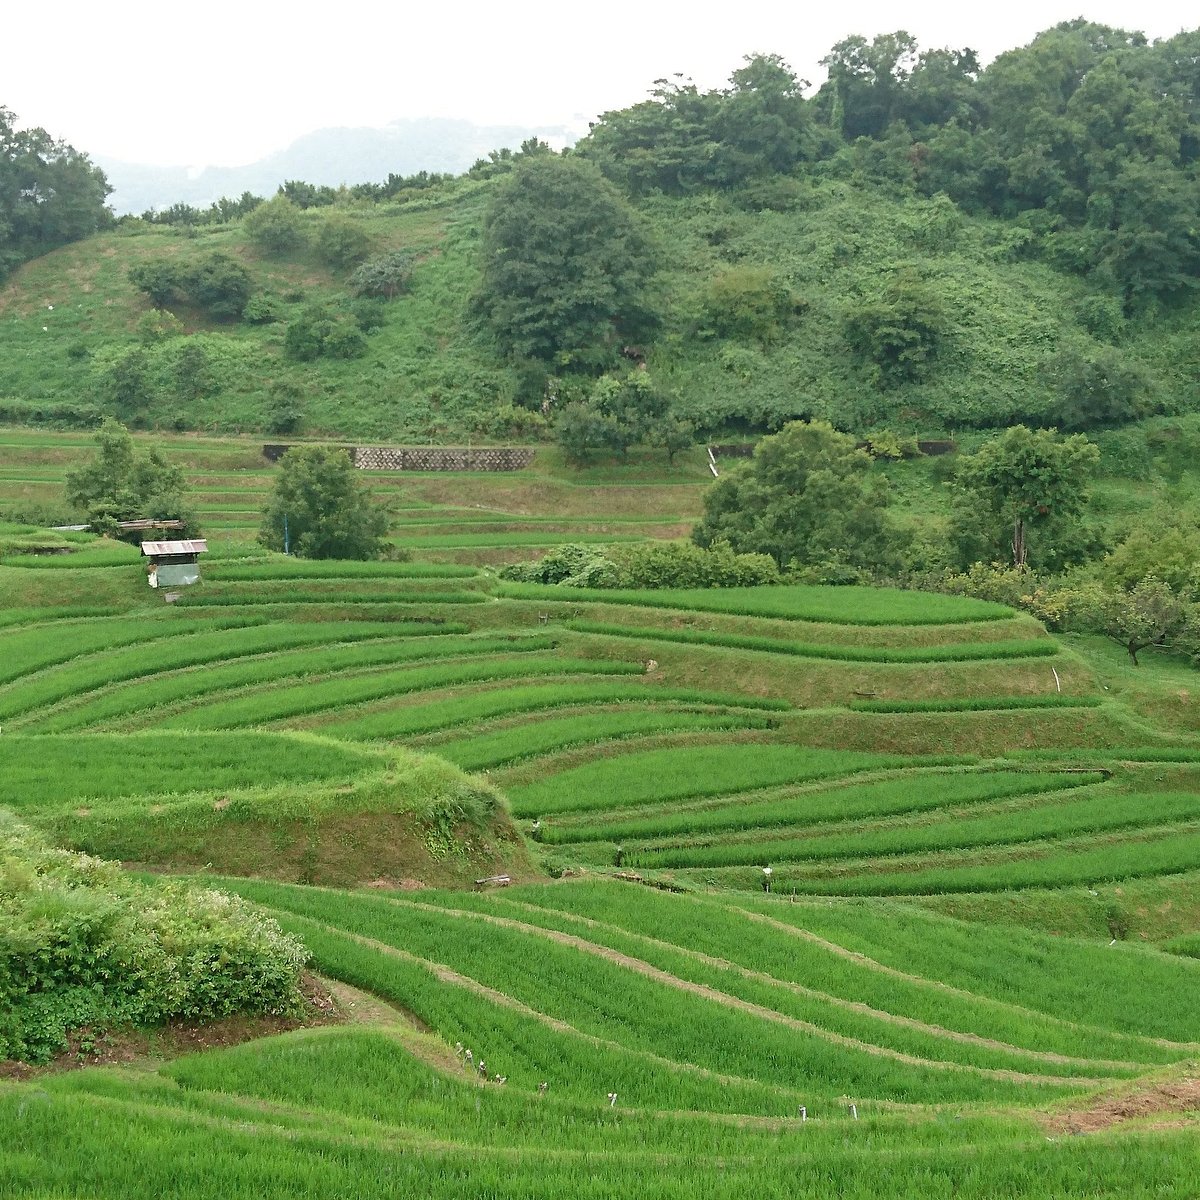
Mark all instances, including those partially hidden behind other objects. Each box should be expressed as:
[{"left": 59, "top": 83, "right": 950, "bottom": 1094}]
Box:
[{"left": 1, "top": 19, "right": 1198, "bottom": 442}]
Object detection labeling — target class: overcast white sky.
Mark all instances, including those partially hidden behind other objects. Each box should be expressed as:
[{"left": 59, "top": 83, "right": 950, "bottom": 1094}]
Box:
[{"left": 7, "top": 1, "right": 1197, "bottom": 167}]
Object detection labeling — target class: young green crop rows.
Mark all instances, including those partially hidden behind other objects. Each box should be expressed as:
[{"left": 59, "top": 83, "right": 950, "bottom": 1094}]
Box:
[{"left": 542, "top": 769, "right": 1095, "bottom": 846}]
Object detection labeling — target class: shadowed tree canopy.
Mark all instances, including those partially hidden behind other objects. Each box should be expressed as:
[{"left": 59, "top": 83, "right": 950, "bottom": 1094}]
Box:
[{"left": 473, "top": 155, "right": 659, "bottom": 371}]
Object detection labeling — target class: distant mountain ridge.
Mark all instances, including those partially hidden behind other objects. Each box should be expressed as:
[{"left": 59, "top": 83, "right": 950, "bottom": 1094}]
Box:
[{"left": 97, "top": 117, "right": 578, "bottom": 214}]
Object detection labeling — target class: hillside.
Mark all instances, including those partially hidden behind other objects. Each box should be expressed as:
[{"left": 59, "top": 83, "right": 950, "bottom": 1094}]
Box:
[
  {"left": 3, "top": 19, "right": 1200, "bottom": 1194},
  {"left": 1, "top": 177, "right": 1195, "bottom": 443},
  {"left": 2, "top": 19, "right": 1198, "bottom": 446}
]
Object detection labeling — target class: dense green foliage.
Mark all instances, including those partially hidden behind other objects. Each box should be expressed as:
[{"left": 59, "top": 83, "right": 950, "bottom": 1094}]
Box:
[
  {"left": 500, "top": 539, "right": 778, "bottom": 589},
  {"left": 951, "top": 425, "right": 1101, "bottom": 569},
  {"left": 259, "top": 446, "right": 388, "bottom": 559},
  {"left": 0, "top": 813, "right": 306, "bottom": 1062},
  {"left": 473, "top": 154, "right": 659, "bottom": 372},
  {"left": 692, "top": 421, "right": 902, "bottom": 577},
  {"left": 0, "top": 107, "right": 110, "bottom": 279},
  {"left": 63, "top": 418, "right": 197, "bottom": 537}
]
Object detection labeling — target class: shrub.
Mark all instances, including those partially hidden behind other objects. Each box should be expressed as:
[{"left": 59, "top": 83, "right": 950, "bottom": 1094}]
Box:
[
  {"left": 244, "top": 195, "right": 306, "bottom": 255},
  {"left": 349, "top": 250, "right": 416, "bottom": 299},
  {"left": 181, "top": 253, "right": 254, "bottom": 321},
  {"left": 135, "top": 308, "right": 184, "bottom": 343},
  {"left": 842, "top": 276, "right": 948, "bottom": 388},
  {"left": 610, "top": 540, "right": 780, "bottom": 588},
  {"left": 702, "top": 265, "right": 795, "bottom": 342},
  {"left": 0, "top": 814, "right": 308, "bottom": 1063},
  {"left": 284, "top": 303, "right": 368, "bottom": 362},
  {"left": 316, "top": 214, "right": 372, "bottom": 269},
  {"left": 242, "top": 293, "right": 281, "bottom": 324}
]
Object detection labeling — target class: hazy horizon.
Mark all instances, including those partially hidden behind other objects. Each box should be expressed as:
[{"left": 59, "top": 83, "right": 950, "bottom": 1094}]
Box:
[{"left": 9, "top": 1, "right": 1198, "bottom": 170}]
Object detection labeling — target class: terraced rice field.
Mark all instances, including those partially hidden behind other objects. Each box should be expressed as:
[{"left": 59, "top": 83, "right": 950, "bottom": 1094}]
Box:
[
  {"left": 0, "top": 428, "right": 707, "bottom": 562},
  {"left": 2, "top": 479, "right": 1199, "bottom": 1194}
]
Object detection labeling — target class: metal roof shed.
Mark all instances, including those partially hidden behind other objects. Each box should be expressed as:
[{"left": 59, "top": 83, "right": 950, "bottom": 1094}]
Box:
[{"left": 141, "top": 539, "right": 208, "bottom": 588}]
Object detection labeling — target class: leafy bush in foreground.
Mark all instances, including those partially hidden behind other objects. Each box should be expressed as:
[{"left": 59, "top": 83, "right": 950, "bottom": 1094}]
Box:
[{"left": 0, "top": 814, "right": 308, "bottom": 1062}]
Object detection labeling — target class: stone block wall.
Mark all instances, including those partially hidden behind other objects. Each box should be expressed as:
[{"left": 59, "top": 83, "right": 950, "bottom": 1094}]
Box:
[
  {"left": 263, "top": 445, "right": 535, "bottom": 471},
  {"left": 352, "top": 446, "right": 536, "bottom": 472}
]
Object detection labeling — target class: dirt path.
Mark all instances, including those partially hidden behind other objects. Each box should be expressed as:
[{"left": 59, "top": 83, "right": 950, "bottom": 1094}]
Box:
[
  {"left": 397, "top": 900, "right": 1105, "bottom": 1087},
  {"left": 1046, "top": 1075, "right": 1200, "bottom": 1133}
]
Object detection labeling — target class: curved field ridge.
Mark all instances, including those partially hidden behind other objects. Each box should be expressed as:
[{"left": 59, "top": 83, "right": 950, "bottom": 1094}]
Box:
[
  {"left": 566, "top": 620, "right": 1058, "bottom": 663},
  {"left": 317, "top": 682, "right": 791, "bottom": 741},
  {"left": 506, "top": 745, "right": 958, "bottom": 817},
  {"left": 543, "top": 770, "right": 1102, "bottom": 846},
  {"left": 498, "top": 582, "right": 1014, "bottom": 625}
]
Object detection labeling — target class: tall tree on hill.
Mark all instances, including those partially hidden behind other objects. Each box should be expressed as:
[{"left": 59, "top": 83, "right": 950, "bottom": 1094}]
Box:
[
  {"left": 0, "top": 107, "right": 111, "bottom": 279},
  {"left": 473, "top": 155, "right": 659, "bottom": 372}
]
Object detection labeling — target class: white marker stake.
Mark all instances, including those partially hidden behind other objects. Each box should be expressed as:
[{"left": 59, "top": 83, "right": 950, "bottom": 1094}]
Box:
[
  {"left": 799, "top": 1106, "right": 807, "bottom": 1122},
  {"left": 850, "top": 1104, "right": 858, "bottom": 1120}
]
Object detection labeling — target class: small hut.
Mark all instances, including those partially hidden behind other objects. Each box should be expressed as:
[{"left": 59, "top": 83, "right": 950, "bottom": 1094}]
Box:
[{"left": 141, "top": 539, "right": 208, "bottom": 588}]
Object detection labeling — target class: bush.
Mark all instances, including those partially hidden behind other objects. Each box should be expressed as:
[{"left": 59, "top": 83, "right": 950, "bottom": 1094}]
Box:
[
  {"left": 0, "top": 398, "right": 103, "bottom": 430},
  {"left": 610, "top": 540, "right": 780, "bottom": 588},
  {"left": 316, "top": 214, "right": 371, "bottom": 269},
  {"left": 469, "top": 403, "right": 549, "bottom": 440},
  {"left": 244, "top": 195, "right": 306, "bottom": 255},
  {"left": 135, "top": 308, "right": 184, "bottom": 344},
  {"left": 242, "top": 293, "right": 281, "bottom": 324},
  {"left": 500, "top": 540, "right": 780, "bottom": 589},
  {"left": 0, "top": 814, "right": 308, "bottom": 1063},
  {"left": 702, "top": 265, "right": 795, "bottom": 343},
  {"left": 284, "top": 303, "right": 368, "bottom": 362},
  {"left": 265, "top": 379, "right": 306, "bottom": 435},
  {"left": 349, "top": 250, "right": 416, "bottom": 299},
  {"left": 842, "top": 276, "right": 948, "bottom": 388}
]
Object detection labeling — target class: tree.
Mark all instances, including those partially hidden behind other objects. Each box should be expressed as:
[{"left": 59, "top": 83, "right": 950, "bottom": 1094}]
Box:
[
  {"left": 692, "top": 420, "right": 902, "bottom": 577},
  {"left": 64, "top": 418, "right": 196, "bottom": 537},
  {"left": 244, "top": 195, "right": 306, "bottom": 255},
  {"left": 1, "top": 107, "right": 111, "bottom": 279},
  {"left": 953, "top": 425, "right": 1099, "bottom": 569},
  {"left": 259, "top": 446, "right": 388, "bottom": 560},
  {"left": 473, "top": 155, "right": 659, "bottom": 370},
  {"left": 316, "top": 214, "right": 371, "bottom": 269},
  {"left": 1074, "top": 577, "right": 1195, "bottom": 665}
]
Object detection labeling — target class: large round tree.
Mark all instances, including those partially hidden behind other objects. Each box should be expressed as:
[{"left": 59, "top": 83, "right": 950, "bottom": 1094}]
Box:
[
  {"left": 692, "top": 420, "right": 902, "bottom": 578},
  {"left": 259, "top": 446, "right": 388, "bottom": 560},
  {"left": 473, "top": 154, "right": 659, "bottom": 371}
]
